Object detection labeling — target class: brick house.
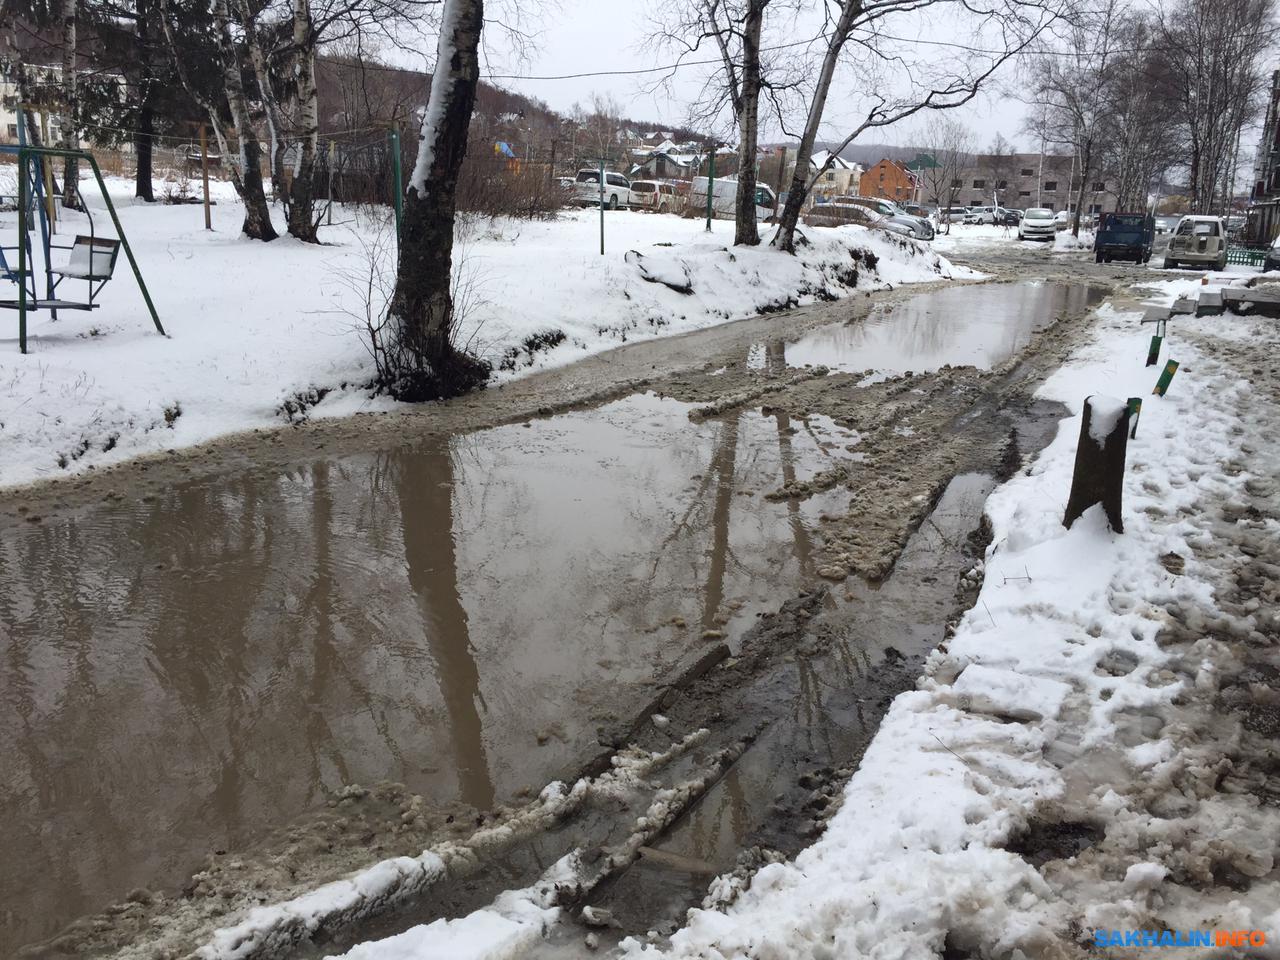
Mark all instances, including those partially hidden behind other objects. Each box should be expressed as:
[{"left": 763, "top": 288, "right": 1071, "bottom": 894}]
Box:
[{"left": 860, "top": 158, "right": 917, "bottom": 202}]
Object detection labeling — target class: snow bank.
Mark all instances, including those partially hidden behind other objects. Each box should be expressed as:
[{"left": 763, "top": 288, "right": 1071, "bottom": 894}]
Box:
[
  {"left": 618, "top": 299, "right": 1274, "bottom": 957},
  {"left": 0, "top": 190, "right": 966, "bottom": 490}
]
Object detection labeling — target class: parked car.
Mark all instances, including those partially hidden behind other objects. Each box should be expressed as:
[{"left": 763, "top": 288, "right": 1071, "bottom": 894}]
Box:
[
  {"left": 964, "top": 205, "right": 997, "bottom": 224},
  {"left": 1263, "top": 233, "right": 1280, "bottom": 272},
  {"left": 1164, "top": 215, "right": 1227, "bottom": 270},
  {"left": 629, "top": 180, "right": 679, "bottom": 213},
  {"left": 689, "top": 176, "right": 778, "bottom": 221},
  {"left": 1153, "top": 214, "right": 1181, "bottom": 235},
  {"left": 1054, "top": 209, "right": 1074, "bottom": 230},
  {"left": 1018, "top": 207, "right": 1057, "bottom": 241},
  {"left": 1093, "top": 212, "right": 1154, "bottom": 263},
  {"left": 803, "top": 202, "right": 913, "bottom": 237},
  {"left": 833, "top": 196, "right": 934, "bottom": 239},
  {"left": 572, "top": 169, "right": 633, "bottom": 209},
  {"left": 939, "top": 206, "right": 970, "bottom": 224},
  {"left": 997, "top": 207, "right": 1022, "bottom": 226},
  {"left": 902, "top": 203, "right": 935, "bottom": 219}
]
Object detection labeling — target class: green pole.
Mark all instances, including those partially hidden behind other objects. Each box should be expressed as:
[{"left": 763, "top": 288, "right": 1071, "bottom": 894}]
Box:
[
  {"left": 706, "top": 144, "right": 715, "bottom": 232},
  {"left": 18, "top": 151, "right": 27, "bottom": 354},
  {"left": 389, "top": 128, "right": 403, "bottom": 248},
  {"left": 87, "top": 155, "right": 165, "bottom": 336},
  {"left": 598, "top": 157, "right": 605, "bottom": 256}
]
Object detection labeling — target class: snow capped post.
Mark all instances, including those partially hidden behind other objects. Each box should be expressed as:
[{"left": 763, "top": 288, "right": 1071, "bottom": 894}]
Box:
[{"left": 1063, "top": 395, "right": 1134, "bottom": 533}]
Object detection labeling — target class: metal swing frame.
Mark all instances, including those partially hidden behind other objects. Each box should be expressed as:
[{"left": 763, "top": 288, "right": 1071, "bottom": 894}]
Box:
[{"left": 1, "top": 145, "right": 164, "bottom": 353}]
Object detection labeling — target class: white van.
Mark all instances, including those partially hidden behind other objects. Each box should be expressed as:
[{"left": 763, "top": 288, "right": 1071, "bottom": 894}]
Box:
[{"left": 689, "top": 177, "right": 777, "bottom": 221}]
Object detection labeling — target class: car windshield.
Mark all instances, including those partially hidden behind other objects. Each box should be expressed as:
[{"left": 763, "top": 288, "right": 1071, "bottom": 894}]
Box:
[{"left": 1026, "top": 208, "right": 1053, "bottom": 218}]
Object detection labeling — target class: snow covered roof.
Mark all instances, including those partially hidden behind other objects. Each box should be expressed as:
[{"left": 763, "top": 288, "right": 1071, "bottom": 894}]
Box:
[{"left": 810, "top": 149, "right": 852, "bottom": 170}]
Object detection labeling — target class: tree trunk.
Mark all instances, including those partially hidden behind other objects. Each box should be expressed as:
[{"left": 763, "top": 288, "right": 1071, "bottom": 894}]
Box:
[
  {"left": 212, "top": 0, "right": 276, "bottom": 240},
  {"left": 237, "top": 0, "right": 289, "bottom": 209},
  {"left": 286, "top": 0, "right": 320, "bottom": 242},
  {"left": 732, "top": 0, "right": 764, "bottom": 247},
  {"left": 60, "top": 0, "right": 79, "bottom": 209},
  {"left": 1072, "top": 138, "right": 1091, "bottom": 237},
  {"left": 135, "top": 0, "right": 155, "bottom": 201},
  {"left": 383, "top": 0, "right": 489, "bottom": 400},
  {"left": 136, "top": 105, "right": 155, "bottom": 202},
  {"left": 772, "top": 0, "right": 862, "bottom": 252}
]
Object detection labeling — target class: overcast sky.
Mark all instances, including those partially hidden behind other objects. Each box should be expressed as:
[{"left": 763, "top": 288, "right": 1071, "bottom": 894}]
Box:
[{"left": 480, "top": 0, "right": 1037, "bottom": 152}]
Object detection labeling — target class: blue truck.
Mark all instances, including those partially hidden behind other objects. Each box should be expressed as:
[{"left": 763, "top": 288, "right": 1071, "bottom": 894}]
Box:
[{"left": 1094, "top": 212, "right": 1154, "bottom": 264}]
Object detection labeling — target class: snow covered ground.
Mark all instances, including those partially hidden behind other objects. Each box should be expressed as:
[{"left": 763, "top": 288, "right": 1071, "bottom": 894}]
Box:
[
  {"left": 295, "top": 280, "right": 1280, "bottom": 959},
  {"left": 930, "top": 221, "right": 1096, "bottom": 255},
  {"left": 0, "top": 183, "right": 968, "bottom": 489}
]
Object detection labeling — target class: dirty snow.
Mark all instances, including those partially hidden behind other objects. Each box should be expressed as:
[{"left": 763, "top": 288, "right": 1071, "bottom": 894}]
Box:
[{"left": 0, "top": 185, "right": 968, "bottom": 489}]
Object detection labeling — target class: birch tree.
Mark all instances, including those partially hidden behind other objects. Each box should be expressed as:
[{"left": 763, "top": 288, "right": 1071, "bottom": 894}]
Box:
[
  {"left": 1024, "top": 0, "right": 1126, "bottom": 236},
  {"left": 771, "top": 0, "right": 1065, "bottom": 253},
  {"left": 159, "top": 0, "right": 278, "bottom": 239},
  {"left": 1157, "top": 0, "right": 1275, "bottom": 213},
  {"left": 648, "top": 0, "right": 804, "bottom": 246},
  {"left": 60, "top": 0, "right": 78, "bottom": 208},
  {"left": 380, "top": 0, "right": 489, "bottom": 399},
  {"left": 911, "top": 115, "right": 975, "bottom": 232}
]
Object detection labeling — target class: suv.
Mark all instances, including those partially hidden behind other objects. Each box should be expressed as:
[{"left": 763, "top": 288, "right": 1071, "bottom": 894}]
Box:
[
  {"left": 1164, "top": 215, "right": 1227, "bottom": 270},
  {"left": 964, "top": 205, "right": 997, "bottom": 224},
  {"left": 629, "top": 180, "right": 679, "bottom": 213},
  {"left": 572, "top": 169, "right": 633, "bottom": 209}
]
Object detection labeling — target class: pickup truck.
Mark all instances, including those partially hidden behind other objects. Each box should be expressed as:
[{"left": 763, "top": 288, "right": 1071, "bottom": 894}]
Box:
[{"left": 1093, "top": 212, "right": 1154, "bottom": 264}]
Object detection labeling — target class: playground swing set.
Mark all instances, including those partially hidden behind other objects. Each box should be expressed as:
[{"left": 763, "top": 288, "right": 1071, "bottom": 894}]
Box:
[{"left": 1, "top": 135, "right": 164, "bottom": 353}]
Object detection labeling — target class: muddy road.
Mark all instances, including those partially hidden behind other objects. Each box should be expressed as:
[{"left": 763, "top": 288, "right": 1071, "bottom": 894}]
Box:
[{"left": 2, "top": 246, "right": 1139, "bottom": 957}]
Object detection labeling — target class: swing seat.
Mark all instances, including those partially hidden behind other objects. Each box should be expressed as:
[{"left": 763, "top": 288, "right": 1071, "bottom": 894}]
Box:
[{"left": 50, "top": 235, "right": 120, "bottom": 280}]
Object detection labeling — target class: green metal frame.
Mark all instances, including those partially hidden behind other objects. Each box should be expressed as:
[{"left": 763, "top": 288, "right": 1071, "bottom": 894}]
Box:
[{"left": 14, "top": 146, "right": 164, "bottom": 353}]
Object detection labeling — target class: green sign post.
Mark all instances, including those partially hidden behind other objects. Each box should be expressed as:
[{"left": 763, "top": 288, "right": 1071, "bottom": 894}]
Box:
[{"left": 1153, "top": 359, "right": 1179, "bottom": 396}]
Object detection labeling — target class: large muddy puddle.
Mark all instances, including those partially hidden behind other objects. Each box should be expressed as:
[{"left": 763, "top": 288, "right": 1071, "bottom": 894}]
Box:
[
  {"left": 781, "top": 281, "right": 1106, "bottom": 374},
  {"left": 0, "top": 393, "right": 859, "bottom": 950}
]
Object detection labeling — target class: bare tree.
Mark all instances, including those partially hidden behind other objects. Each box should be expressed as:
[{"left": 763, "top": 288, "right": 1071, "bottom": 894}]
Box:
[
  {"left": 912, "top": 115, "right": 976, "bottom": 232},
  {"left": 1024, "top": 0, "right": 1126, "bottom": 236},
  {"left": 1097, "top": 12, "right": 1178, "bottom": 210},
  {"left": 1157, "top": 0, "right": 1276, "bottom": 213},
  {"left": 648, "top": 0, "right": 803, "bottom": 245},
  {"left": 381, "top": 0, "right": 490, "bottom": 399},
  {"left": 771, "top": 0, "right": 1065, "bottom": 253},
  {"left": 572, "top": 92, "right": 626, "bottom": 168}
]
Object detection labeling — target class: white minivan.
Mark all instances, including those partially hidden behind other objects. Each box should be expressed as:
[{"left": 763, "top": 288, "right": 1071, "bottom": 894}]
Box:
[
  {"left": 572, "top": 169, "right": 634, "bottom": 209},
  {"left": 689, "top": 176, "right": 778, "bottom": 221},
  {"left": 629, "top": 180, "right": 680, "bottom": 213}
]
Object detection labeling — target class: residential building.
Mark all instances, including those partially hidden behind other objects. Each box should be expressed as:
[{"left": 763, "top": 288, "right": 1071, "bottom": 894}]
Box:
[
  {"left": 860, "top": 158, "right": 916, "bottom": 203},
  {"left": 951, "top": 152, "right": 1118, "bottom": 214},
  {"left": 1249, "top": 69, "right": 1280, "bottom": 243},
  {"left": 808, "top": 150, "right": 862, "bottom": 202}
]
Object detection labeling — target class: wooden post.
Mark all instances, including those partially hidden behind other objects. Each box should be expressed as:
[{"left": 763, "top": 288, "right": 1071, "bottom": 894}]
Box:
[
  {"left": 200, "top": 124, "right": 212, "bottom": 230},
  {"left": 1063, "top": 395, "right": 1133, "bottom": 534}
]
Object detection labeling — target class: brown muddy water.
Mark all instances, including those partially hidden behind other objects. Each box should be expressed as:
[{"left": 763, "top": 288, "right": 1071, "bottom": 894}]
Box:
[
  {"left": 0, "top": 393, "right": 857, "bottom": 952},
  {"left": 781, "top": 280, "right": 1105, "bottom": 374}
]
